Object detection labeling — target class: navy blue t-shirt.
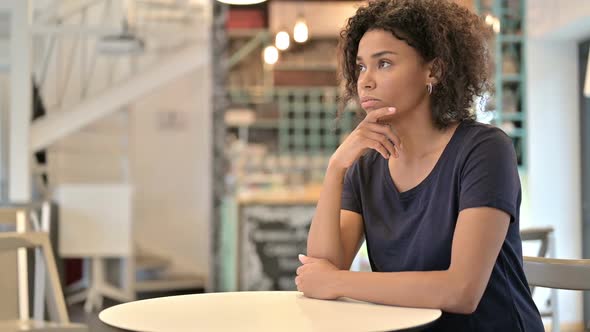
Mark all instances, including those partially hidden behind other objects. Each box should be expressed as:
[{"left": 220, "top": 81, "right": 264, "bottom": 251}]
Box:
[{"left": 341, "top": 120, "right": 543, "bottom": 331}]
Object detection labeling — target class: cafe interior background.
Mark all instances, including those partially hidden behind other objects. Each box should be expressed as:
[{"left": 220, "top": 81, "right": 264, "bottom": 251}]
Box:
[{"left": 0, "top": 0, "right": 589, "bottom": 330}]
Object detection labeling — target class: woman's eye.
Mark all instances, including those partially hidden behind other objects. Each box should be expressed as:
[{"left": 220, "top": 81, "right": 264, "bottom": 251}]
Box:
[
  {"left": 357, "top": 64, "right": 366, "bottom": 72},
  {"left": 379, "top": 60, "right": 391, "bottom": 68}
]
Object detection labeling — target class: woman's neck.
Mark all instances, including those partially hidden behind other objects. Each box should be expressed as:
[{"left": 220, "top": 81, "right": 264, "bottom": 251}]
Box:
[{"left": 382, "top": 104, "right": 458, "bottom": 162}]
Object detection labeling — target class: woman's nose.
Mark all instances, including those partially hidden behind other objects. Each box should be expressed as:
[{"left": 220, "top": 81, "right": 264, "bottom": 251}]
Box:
[
  {"left": 359, "top": 75, "right": 375, "bottom": 90},
  {"left": 364, "top": 80, "right": 375, "bottom": 89}
]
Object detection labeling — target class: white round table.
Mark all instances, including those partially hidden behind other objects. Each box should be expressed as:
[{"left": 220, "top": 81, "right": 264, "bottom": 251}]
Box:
[{"left": 99, "top": 291, "right": 441, "bottom": 332}]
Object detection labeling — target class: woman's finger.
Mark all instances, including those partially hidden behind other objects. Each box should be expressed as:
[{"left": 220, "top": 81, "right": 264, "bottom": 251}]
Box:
[
  {"left": 363, "top": 107, "right": 396, "bottom": 123},
  {"left": 358, "top": 130, "right": 396, "bottom": 157},
  {"left": 361, "top": 122, "right": 402, "bottom": 149},
  {"left": 360, "top": 137, "right": 391, "bottom": 159}
]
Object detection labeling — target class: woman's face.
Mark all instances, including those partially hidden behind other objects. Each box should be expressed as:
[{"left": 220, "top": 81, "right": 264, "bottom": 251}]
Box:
[{"left": 356, "top": 29, "right": 432, "bottom": 120}]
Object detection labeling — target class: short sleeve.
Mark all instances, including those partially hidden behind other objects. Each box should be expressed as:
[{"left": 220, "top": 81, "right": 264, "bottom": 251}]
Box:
[
  {"left": 341, "top": 163, "right": 362, "bottom": 214},
  {"left": 459, "top": 129, "right": 521, "bottom": 223}
]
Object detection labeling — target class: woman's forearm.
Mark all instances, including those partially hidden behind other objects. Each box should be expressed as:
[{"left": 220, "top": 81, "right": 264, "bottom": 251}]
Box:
[
  {"left": 332, "top": 270, "right": 478, "bottom": 314},
  {"left": 306, "top": 163, "right": 348, "bottom": 268}
]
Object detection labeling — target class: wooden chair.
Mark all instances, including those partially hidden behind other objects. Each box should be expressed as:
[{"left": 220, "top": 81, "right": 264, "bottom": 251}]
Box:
[
  {"left": 524, "top": 256, "right": 590, "bottom": 332},
  {"left": 520, "top": 226, "right": 558, "bottom": 332},
  {"left": 0, "top": 232, "right": 87, "bottom": 331}
]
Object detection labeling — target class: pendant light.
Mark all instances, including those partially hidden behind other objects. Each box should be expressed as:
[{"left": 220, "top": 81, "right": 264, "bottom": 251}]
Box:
[
  {"left": 275, "top": 30, "right": 290, "bottom": 51},
  {"left": 263, "top": 45, "right": 279, "bottom": 65},
  {"left": 293, "top": 16, "right": 308, "bottom": 43},
  {"left": 293, "top": 0, "right": 308, "bottom": 43}
]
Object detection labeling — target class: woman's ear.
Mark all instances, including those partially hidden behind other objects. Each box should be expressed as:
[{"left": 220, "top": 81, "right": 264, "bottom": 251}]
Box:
[{"left": 426, "top": 58, "right": 443, "bottom": 85}]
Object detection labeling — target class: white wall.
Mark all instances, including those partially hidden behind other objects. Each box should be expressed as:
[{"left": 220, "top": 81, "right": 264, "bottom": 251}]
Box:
[
  {"left": 527, "top": 39, "right": 582, "bottom": 324},
  {"left": 528, "top": 0, "right": 590, "bottom": 40},
  {"left": 526, "top": 0, "right": 589, "bottom": 325},
  {"left": 130, "top": 68, "right": 211, "bottom": 278}
]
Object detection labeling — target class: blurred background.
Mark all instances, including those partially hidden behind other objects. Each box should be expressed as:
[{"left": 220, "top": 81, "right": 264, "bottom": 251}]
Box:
[{"left": 0, "top": 0, "right": 588, "bottom": 331}]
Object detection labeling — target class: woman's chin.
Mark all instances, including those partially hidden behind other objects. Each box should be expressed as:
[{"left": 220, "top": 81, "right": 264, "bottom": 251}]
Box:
[
  {"left": 376, "top": 113, "right": 397, "bottom": 124},
  {"left": 362, "top": 106, "right": 380, "bottom": 112}
]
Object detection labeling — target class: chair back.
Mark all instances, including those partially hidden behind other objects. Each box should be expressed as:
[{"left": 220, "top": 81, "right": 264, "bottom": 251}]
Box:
[{"left": 523, "top": 256, "right": 590, "bottom": 291}]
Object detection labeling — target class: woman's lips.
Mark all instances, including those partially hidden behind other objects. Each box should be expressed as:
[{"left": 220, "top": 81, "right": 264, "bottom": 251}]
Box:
[{"left": 361, "top": 99, "right": 381, "bottom": 109}]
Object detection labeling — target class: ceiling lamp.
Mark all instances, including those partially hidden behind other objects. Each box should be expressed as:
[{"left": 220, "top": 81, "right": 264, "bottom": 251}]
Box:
[
  {"left": 216, "top": 0, "right": 267, "bottom": 4},
  {"left": 97, "top": 2, "right": 144, "bottom": 56},
  {"left": 484, "top": 14, "right": 500, "bottom": 34},
  {"left": 293, "top": 17, "right": 308, "bottom": 43},
  {"left": 275, "top": 31, "right": 290, "bottom": 51},
  {"left": 263, "top": 45, "right": 279, "bottom": 65}
]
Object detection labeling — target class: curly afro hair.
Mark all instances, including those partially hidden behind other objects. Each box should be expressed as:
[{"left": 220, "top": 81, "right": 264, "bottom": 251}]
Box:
[{"left": 339, "top": 0, "right": 492, "bottom": 129}]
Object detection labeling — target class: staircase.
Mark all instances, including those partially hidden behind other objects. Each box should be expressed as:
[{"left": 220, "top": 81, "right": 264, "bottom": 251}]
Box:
[{"left": 1, "top": 0, "right": 211, "bottom": 308}]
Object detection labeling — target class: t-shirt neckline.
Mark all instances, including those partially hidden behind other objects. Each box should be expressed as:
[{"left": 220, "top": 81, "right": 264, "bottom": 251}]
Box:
[{"left": 383, "top": 120, "right": 466, "bottom": 199}]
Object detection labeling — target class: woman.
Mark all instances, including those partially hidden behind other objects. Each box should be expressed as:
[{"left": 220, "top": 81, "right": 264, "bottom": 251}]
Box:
[{"left": 295, "top": 0, "right": 544, "bottom": 331}]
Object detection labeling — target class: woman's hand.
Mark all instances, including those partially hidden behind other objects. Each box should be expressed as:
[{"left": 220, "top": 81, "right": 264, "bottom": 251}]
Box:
[
  {"left": 295, "top": 254, "right": 341, "bottom": 300},
  {"left": 329, "top": 107, "right": 402, "bottom": 170}
]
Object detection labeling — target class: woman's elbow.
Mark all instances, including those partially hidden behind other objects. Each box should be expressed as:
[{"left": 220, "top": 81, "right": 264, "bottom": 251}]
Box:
[
  {"left": 442, "top": 283, "right": 482, "bottom": 315},
  {"left": 446, "top": 298, "right": 479, "bottom": 315}
]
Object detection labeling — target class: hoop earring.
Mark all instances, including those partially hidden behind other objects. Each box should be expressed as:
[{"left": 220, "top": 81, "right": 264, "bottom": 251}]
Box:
[{"left": 427, "top": 83, "right": 433, "bottom": 95}]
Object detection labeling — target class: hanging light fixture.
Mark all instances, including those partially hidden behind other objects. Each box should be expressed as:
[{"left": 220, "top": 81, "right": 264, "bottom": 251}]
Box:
[
  {"left": 275, "top": 30, "right": 290, "bottom": 51},
  {"left": 263, "top": 45, "right": 279, "bottom": 65},
  {"left": 293, "top": 17, "right": 308, "bottom": 43},
  {"left": 484, "top": 14, "right": 500, "bottom": 34},
  {"left": 492, "top": 18, "right": 501, "bottom": 34},
  {"left": 216, "top": 0, "right": 267, "bottom": 5},
  {"left": 97, "top": 0, "right": 144, "bottom": 55}
]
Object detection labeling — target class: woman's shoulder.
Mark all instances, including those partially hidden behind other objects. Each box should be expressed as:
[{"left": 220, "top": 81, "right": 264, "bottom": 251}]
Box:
[
  {"left": 455, "top": 120, "right": 519, "bottom": 171},
  {"left": 459, "top": 120, "right": 515, "bottom": 152}
]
